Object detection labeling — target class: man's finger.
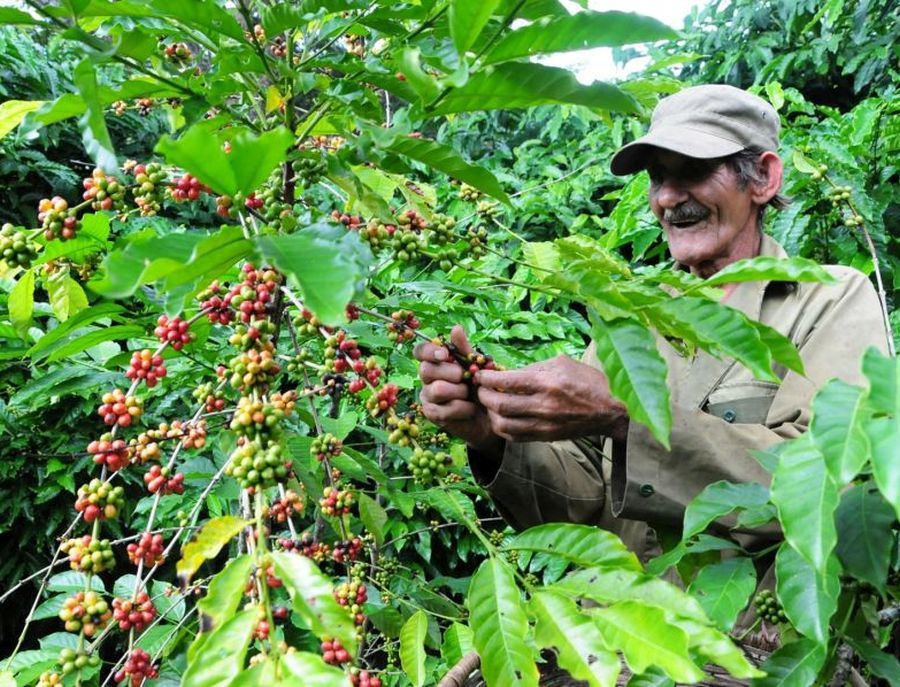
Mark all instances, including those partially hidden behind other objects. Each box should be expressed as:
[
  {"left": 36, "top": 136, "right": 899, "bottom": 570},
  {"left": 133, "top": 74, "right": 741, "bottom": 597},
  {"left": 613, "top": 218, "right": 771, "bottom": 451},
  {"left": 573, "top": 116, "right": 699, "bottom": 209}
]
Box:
[
  {"left": 422, "top": 399, "right": 479, "bottom": 424},
  {"left": 486, "top": 411, "right": 553, "bottom": 443},
  {"left": 450, "top": 325, "right": 475, "bottom": 357},
  {"left": 419, "top": 360, "right": 464, "bottom": 384},
  {"left": 413, "top": 341, "right": 449, "bottom": 363},
  {"left": 476, "top": 368, "right": 542, "bottom": 394},
  {"left": 477, "top": 386, "right": 535, "bottom": 417},
  {"left": 421, "top": 379, "right": 470, "bottom": 405}
]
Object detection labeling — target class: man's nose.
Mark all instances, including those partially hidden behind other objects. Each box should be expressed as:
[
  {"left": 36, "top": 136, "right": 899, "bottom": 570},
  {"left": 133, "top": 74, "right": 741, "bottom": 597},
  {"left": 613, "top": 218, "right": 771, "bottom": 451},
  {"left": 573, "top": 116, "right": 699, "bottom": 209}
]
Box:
[{"left": 653, "top": 179, "right": 690, "bottom": 208}]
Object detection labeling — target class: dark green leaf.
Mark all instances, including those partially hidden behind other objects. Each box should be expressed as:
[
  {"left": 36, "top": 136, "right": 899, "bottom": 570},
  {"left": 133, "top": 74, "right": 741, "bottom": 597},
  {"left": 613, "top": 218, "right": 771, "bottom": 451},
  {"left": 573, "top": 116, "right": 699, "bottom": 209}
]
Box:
[
  {"left": 507, "top": 523, "right": 641, "bottom": 570},
  {"left": 449, "top": 0, "right": 502, "bottom": 55},
  {"left": 484, "top": 11, "right": 677, "bottom": 65},
  {"left": 846, "top": 638, "right": 900, "bottom": 687},
  {"left": 775, "top": 545, "right": 840, "bottom": 644},
  {"left": 358, "top": 493, "right": 388, "bottom": 547},
  {"left": 699, "top": 256, "right": 837, "bottom": 289},
  {"left": 27, "top": 303, "right": 124, "bottom": 357},
  {"left": 810, "top": 379, "right": 870, "bottom": 483},
  {"left": 752, "top": 639, "right": 825, "bottom": 687},
  {"left": 255, "top": 224, "right": 372, "bottom": 325},
  {"left": 835, "top": 484, "right": 895, "bottom": 592},
  {"left": 149, "top": 0, "right": 244, "bottom": 41},
  {"left": 591, "top": 316, "right": 671, "bottom": 449},
  {"left": 646, "top": 535, "right": 740, "bottom": 576},
  {"left": 682, "top": 481, "right": 770, "bottom": 539},
  {"left": 0, "top": 8, "right": 39, "bottom": 24},
  {"left": 181, "top": 609, "right": 256, "bottom": 687},
  {"left": 687, "top": 557, "right": 756, "bottom": 632},
  {"left": 430, "top": 63, "right": 639, "bottom": 115},
  {"left": 45, "top": 325, "right": 143, "bottom": 363},
  {"left": 196, "top": 555, "right": 253, "bottom": 633}
]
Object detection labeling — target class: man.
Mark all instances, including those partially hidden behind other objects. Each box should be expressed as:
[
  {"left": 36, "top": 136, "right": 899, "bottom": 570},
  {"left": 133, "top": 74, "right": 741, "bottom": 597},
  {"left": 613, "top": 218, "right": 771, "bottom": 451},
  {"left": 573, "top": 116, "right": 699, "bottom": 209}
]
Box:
[{"left": 414, "top": 84, "right": 888, "bottom": 559}]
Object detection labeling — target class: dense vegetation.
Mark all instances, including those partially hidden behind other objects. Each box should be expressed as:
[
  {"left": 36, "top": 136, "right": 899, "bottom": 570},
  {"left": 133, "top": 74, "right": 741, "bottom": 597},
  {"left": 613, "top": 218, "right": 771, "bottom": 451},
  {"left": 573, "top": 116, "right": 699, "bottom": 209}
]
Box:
[{"left": 0, "top": 1, "right": 897, "bottom": 686}]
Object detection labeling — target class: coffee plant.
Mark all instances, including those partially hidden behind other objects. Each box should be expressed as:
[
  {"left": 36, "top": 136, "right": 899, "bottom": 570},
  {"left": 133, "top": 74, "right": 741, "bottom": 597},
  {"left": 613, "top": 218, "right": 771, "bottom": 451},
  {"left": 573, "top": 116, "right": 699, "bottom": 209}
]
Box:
[{"left": 0, "top": 1, "right": 897, "bottom": 687}]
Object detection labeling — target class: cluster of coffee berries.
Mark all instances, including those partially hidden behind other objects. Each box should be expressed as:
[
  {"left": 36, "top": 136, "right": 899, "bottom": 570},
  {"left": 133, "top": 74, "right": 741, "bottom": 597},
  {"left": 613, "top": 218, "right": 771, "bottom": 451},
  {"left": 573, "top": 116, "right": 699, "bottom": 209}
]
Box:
[
  {"left": 228, "top": 264, "right": 281, "bottom": 324},
  {"left": 390, "top": 226, "right": 426, "bottom": 262},
  {"left": 350, "top": 670, "right": 382, "bottom": 687},
  {"left": 366, "top": 383, "right": 399, "bottom": 417},
  {"left": 150, "top": 419, "right": 208, "bottom": 450},
  {"left": 355, "top": 218, "right": 392, "bottom": 251},
  {"left": 112, "top": 592, "right": 157, "bottom": 632},
  {"left": 279, "top": 534, "right": 331, "bottom": 562},
  {"left": 466, "top": 225, "right": 489, "bottom": 257},
  {"left": 320, "top": 485, "right": 354, "bottom": 517},
  {"left": 82, "top": 168, "right": 126, "bottom": 212},
  {"left": 114, "top": 648, "right": 159, "bottom": 686},
  {"left": 215, "top": 194, "right": 236, "bottom": 218},
  {"left": 37, "top": 670, "right": 63, "bottom": 686},
  {"left": 169, "top": 173, "right": 207, "bottom": 202},
  {"left": 199, "top": 281, "right": 235, "bottom": 325},
  {"left": 154, "top": 315, "right": 193, "bottom": 350},
  {"left": 98, "top": 389, "right": 143, "bottom": 427},
  {"left": 267, "top": 489, "right": 304, "bottom": 522},
  {"left": 292, "top": 307, "right": 324, "bottom": 336},
  {"left": 387, "top": 413, "right": 420, "bottom": 447},
  {"left": 293, "top": 154, "right": 327, "bottom": 188},
  {"left": 476, "top": 199, "right": 500, "bottom": 221},
  {"left": 87, "top": 435, "right": 132, "bottom": 471},
  {"left": 63, "top": 535, "right": 115, "bottom": 573},
  {"left": 0, "top": 223, "right": 39, "bottom": 268},
  {"left": 843, "top": 213, "right": 864, "bottom": 228},
  {"left": 829, "top": 185, "right": 852, "bottom": 206},
  {"left": 332, "top": 537, "right": 364, "bottom": 564},
  {"left": 57, "top": 649, "right": 101, "bottom": 677},
  {"left": 227, "top": 345, "right": 280, "bottom": 390},
  {"left": 809, "top": 163, "right": 829, "bottom": 181},
  {"left": 459, "top": 350, "right": 497, "bottom": 380},
  {"left": 59, "top": 591, "right": 111, "bottom": 636},
  {"left": 310, "top": 433, "right": 343, "bottom": 462},
  {"left": 126, "top": 349, "right": 167, "bottom": 387},
  {"left": 344, "top": 33, "right": 365, "bottom": 57},
  {"left": 194, "top": 382, "right": 226, "bottom": 413},
  {"left": 458, "top": 182, "right": 481, "bottom": 202},
  {"left": 429, "top": 213, "right": 457, "bottom": 244},
  {"left": 321, "top": 638, "right": 352, "bottom": 665},
  {"left": 409, "top": 447, "right": 451, "bottom": 483},
  {"left": 163, "top": 41, "right": 192, "bottom": 64},
  {"left": 38, "top": 196, "right": 78, "bottom": 241},
  {"left": 75, "top": 479, "right": 126, "bottom": 523},
  {"left": 334, "top": 578, "right": 367, "bottom": 625},
  {"left": 228, "top": 319, "right": 276, "bottom": 350},
  {"left": 434, "top": 246, "right": 460, "bottom": 271},
  {"left": 144, "top": 465, "right": 185, "bottom": 495},
  {"left": 754, "top": 590, "right": 788, "bottom": 625},
  {"left": 135, "top": 97, "right": 154, "bottom": 116},
  {"left": 127, "top": 532, "right": 166, "bottom": 568},
  {"left": 231, "top": 395, "right": 292, "bottom": 438},
  {"left": 131, "top": 162, "right": 167, "bottom": 216},
  {"left": 386, "top": 310, "right": 420, "bottom": 343},
  {"left": 226, "top": 438, "right": 291, "bottom": 488}
]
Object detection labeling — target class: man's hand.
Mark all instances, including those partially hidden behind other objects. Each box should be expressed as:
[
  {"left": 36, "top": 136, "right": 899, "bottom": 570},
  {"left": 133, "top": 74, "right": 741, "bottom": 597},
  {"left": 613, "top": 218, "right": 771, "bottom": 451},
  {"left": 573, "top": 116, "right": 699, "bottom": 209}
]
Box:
[
  {"left": 414, "top": 326, "right": 500, "bottom": 453},
  {"left": 475, "top": 356, "right": 630, "bottom": 443}
]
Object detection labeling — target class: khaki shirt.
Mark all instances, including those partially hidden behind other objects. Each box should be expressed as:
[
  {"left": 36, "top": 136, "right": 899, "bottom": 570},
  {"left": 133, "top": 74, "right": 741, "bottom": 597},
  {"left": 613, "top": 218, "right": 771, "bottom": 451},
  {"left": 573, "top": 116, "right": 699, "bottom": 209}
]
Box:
[{"left": 472, "top": 235, "right": 890, "bottom": 561}]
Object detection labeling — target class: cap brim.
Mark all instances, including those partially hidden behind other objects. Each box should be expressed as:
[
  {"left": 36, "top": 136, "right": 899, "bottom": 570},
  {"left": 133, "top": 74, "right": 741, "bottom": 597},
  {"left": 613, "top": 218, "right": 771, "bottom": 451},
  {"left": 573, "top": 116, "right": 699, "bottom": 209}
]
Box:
[{"left": 610, "top": 126, "right": 746, "bottom": 176}]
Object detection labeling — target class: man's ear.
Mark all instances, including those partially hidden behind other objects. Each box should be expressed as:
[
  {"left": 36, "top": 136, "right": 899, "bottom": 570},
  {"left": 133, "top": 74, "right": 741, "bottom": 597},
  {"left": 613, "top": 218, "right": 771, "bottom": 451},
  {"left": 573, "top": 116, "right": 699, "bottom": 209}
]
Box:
[{"left": 751, "top": 151, "right": 784, "bottom": 204}]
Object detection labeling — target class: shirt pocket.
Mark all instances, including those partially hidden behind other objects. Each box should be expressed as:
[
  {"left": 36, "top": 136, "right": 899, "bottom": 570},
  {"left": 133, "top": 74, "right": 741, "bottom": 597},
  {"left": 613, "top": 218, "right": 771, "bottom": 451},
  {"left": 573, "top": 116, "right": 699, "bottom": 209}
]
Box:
[{"left": 705, "top": 381, "right": 780, "bottom": 425}]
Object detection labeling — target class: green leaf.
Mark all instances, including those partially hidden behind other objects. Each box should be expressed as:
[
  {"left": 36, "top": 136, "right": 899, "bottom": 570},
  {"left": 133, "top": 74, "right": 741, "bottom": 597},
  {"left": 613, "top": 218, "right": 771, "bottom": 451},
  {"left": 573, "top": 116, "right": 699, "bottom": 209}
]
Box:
[
  {"left": 156, "top": 121, "right": 293, "bottom": 196},
  {"left": 752, "top": 639, "right": 825, "bottom": 687},
  {"left": 176, "top": 515, "right": 249, "bottom": 583},
  {"left": 484, "top": 11, "right": 677, "bottom": 65},
  {"left": 862, "top": 347, "right": 898, "bottom": 416},
  {"left": 751, "top": 320, "right": 805, "bottom": 375},
  {"left": 675, "top": 620, "right": 764, "bottom": 679},
  {"left": 397, "top": 48, "right": 441, "bottom": 102},
  {"left": 507, "top": 523, "right": 641, "bottom": 570},
  {"left": 810, "top": 380, "right": 870, "bottom": 483},
  {"left": 866, "top": 416, "right": 900, "bottom": 520},
  {"left": 0, "top": 7, "right": 39, "bottom": 24},
  {"left": 197, "top": 555, "right": 253, "bottom": 633},
  {"left": 467, "top": 557, "right": 539, "bottom": 687},
  {"left": 651, "top": 297, "right": 779, "bottom": 382},
  {"left": 430, "top": 63, "right": 639, "bottom": 115},
  {"left": 698, "top": 256, "right": 837, "bottom": 288},
  {"left": 0, "top": 100, "right": 44, "bottom": 139},
  {"left": 846, "top": 638, "right": 900, "bottom": 687},
  {"left": 46, "top": 325, "right": 144, "bottom": 363},
  {"left": 270, "top": 551, "right": 357, "bottom": 654},
  {"left": 73, "top": 59, "right": 117, "bottom": 173},
  {"left": 835, "top": 483, "right": 895, "bottom": 592},
  {"left": 552, "top": 567, "right": 707, "bottom": 622},
  {"left": 530, "top": 590, "right": 620, "bottom": 687},
  {"left": 591, "top": 601, "right": 706, "bottom": 683},
  {"left": 590, "top": 316, "right": 671, "bottom": 449},
  {"left": 399, "top": 610, "right": 428, "bottom": 687},
  {"left": 441, "top": 623, "right": 474, "bottom": 667},
  {"left": 45, "top": 273, "right": 88, "bottom": 323},
  {"left": 47, "top": 571, "right": 105, "bottom": 593},
  {"left": 357, "top": 493, "right": 388, "bottom": 547},
  {"left": 255, "top": 224, "right": 372, "bottom": 325},
  {"left": 149, "top": 0, "right": 244, "bottom": 41},
  {"left": 770, "top": 435, "right": 838, "bottom": 570},
  {"left": 9, "top": 268, "right": 35, "bottom": 336},
  {"left": 33, "top": 594, "right": 67, "bottom": 621},
  {"left": 625, "top": 670, "right": 673, "bottom": 687},
  {"left": 280, "top": 651, "right": 348, "bottom": 686},
  {"left": 380, "top": 134, "right": 509, "bottom": 204},
  {"left": 775, "top": 544, "right": 840, "bottom": 644},
  {"left": 791, "top": 150, "right": 819, "bottom": 175},
  {"left": 682, "top": 481, "right": 770, "bottom": 540},
  {"left": 181, "top": 608, "right": 256, "bottom": 687},
  {"left": 449, "top": 0, "right": 501, "bottom": 55},
  {"left": 687, "top": 557, "right": 756, "bottom": 632},
  {"left": 27, "top": 303, "right": 124, "bottom": 358},
  {"left": 646, "top": 535, "right": 740, "bottom": 576}
]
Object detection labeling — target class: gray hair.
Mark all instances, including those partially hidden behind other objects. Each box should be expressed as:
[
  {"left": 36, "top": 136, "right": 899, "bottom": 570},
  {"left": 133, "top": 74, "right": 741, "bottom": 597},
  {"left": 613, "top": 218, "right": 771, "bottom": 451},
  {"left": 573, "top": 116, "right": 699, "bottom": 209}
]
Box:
[{"left": 725, "top": 149, "right": 791, "bottom": 227}]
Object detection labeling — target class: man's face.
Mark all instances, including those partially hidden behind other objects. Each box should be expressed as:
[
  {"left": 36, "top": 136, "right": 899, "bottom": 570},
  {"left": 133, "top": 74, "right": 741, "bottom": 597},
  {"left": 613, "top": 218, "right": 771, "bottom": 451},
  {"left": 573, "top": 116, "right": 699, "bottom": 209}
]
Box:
[{"left": 646, "top": 150, "right": 759, "bottom": 278}]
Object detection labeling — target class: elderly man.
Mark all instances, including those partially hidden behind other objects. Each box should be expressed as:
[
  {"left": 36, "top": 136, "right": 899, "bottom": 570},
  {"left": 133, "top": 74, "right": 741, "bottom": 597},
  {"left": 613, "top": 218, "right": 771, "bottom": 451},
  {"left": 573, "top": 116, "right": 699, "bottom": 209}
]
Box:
[{"left": 414, "top": 84, "right": 888, "bottom": 559}]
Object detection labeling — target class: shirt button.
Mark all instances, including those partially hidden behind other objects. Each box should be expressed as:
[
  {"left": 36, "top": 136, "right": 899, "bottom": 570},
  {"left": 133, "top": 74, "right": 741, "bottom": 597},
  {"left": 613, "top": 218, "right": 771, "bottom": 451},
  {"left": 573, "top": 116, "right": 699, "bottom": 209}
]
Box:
[
  {"left": 639, "top": 484, "right": 655, "bottom": 497},
  {"left": 722, "top": 409, "right": 737, "bottom": 423}
]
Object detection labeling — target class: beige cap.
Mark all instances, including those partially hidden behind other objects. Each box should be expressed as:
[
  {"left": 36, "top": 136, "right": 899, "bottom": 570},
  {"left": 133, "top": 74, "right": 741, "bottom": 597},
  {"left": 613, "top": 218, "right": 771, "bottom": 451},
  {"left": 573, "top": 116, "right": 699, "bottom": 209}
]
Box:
[{"left": 610, "top": 84, "right": 780, "bottom": 176}]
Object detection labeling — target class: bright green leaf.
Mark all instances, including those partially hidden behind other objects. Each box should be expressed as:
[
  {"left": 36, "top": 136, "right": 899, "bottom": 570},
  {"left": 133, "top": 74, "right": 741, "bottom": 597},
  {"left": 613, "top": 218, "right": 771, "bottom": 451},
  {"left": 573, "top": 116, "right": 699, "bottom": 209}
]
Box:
[
  {"left": 0, "top": 100, "right": 44, "bottom": 139},
  {"left": 530, "top": 590, "right": 620, "bottom": 687},
  {"left": 197, "top": 555, "right": 253, "bottom": 633},
  {"left": 181, "top": 608, "right": 256, "bottom": 687},
  {"left": 484, "top": 11, "right": 677, "bottom": 65},
  {"left": 357, "top": 493, "right": 388, "bottom": 547},
  {"left": 280, "top": 651, "right": 348, "bottom": 686},
  {"left": 752, "top": 638, "right": 825, "bottom": 687},
  {"left": 646, "top": 535, "right": 741, "bottom": 576},
  {"left": 675, "top": 620, "right": 765, "bottom": 679},
  {"left": 449, "top": 0, "right": 501, "bottom": 55},
  {"left": 698, "top": 256, "right": 836, "bottom": 289},
  {"left": 467, "top": 558, "right": 539, "bottom": 687},
  {"left": 791, "top": 150, "right": 820, "bottom": 175},
  {"left": 770, "top": 435, "right": 838, "bottom": 570},
  {"left": 9, "top": 268, "right": 35, "bottom": 337},
  {"left": 687, "top": 557, "right": 756, "bottom": 632},
  {"left": 149, "top": 0, "right": 244, "bottom": 41},
  {"left": 45, "top": 325, "right": 143, "bottom": 363},
  {"left": 507, "top": 523, "right": 641, "bottom": 570},
  {"left": 45, "top": 273, "right": 88, "bottom": 323},
  {"left": 399, "top": 610, "right": 428, "bottom": 687},
  {"left": 810, "top": 379, "right": 870, "bottom": 483},
  {"left": 866, "top": 416, "right": 900, "bottom": 520},
  {"left": 862, "top": 347, "right": 899, "bottom": 416},
  {"left": 775, "top": 544, "right": 840, "bottom": 645},
  {"left": 73, "top": 59, "right": 117, "bottom": 173},
  {"left": 590, "top": 316, "right": 671, "bottom": 448},
  {"left": 0, "top": 8, "right": 39, "bottom": 24},
  {"left": 441, "top": 623, "right": 474, "bottom": 667},
  {"left": 176, "top": 515, "right": 248, "bottom": 583},
  {"left": 682, "top": 481, "right": 770, "bottom": 540}
]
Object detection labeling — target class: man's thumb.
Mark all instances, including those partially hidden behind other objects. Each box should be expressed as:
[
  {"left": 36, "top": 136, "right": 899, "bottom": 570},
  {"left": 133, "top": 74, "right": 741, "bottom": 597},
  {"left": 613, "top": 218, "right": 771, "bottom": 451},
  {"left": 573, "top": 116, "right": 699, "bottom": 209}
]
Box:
[{"left": 450, "top": 325, "right": 474, "bottom": 357}]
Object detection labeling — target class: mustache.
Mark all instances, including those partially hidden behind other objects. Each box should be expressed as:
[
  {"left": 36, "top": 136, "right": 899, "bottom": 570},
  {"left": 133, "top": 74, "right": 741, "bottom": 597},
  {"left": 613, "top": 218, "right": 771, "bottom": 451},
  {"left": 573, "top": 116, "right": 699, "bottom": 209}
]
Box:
[{"left": 664, "top": 203, "right": 710, "bottom": 224}]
